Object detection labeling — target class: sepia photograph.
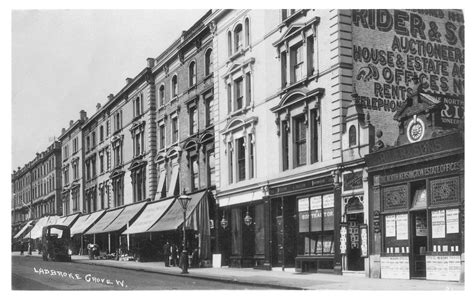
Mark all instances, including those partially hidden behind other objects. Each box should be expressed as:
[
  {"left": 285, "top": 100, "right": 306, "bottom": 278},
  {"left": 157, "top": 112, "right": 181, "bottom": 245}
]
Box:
[{"left": 10, "top": 4, "right": 465, "bottom": 292}]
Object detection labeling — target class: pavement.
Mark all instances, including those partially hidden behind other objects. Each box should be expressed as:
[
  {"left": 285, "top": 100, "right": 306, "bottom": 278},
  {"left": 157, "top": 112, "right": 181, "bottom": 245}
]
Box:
[{"left": 12, "top": 251, "right": 464, "bottom": 290}]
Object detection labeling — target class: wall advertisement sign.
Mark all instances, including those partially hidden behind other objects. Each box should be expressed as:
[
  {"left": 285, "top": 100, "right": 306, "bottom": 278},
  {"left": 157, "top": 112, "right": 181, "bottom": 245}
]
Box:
[
  {"left": 298, "top": 198, "right": 309, "bottom": 212},
  {"left": 381, "top": 256, "right": 410, "bottom": 279},
  {"left": 396, "top": 214, "right": 408, "bottom": 240},
  {"left": 446, "top": 208, "right": 459, "bottom": 234},
  {"left": 385, "top": 215, "right": 396, "bottom": 237},
  {"left": 426, "top": 255, "right": 461, "bottom": 281},
  {"left": 360, "top": 225, "right": 368, "bottom": 257},
  {"left": 352, "top": 9, "right": 464, "bottom": 145},
  {"left": 432, "top": 210, "right": 446, "bottom": 238}
]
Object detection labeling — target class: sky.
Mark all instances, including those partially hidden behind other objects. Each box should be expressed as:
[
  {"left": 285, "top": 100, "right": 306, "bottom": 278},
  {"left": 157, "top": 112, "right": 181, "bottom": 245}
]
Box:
[{"left": 11, "top": 9, "right": 208, "bottom": 171}]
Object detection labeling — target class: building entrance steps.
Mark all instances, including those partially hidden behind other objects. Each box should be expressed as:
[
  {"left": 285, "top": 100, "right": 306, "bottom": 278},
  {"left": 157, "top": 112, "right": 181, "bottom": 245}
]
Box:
[{"left": 12, "top": 252, "right": 463, "bottom": 290}]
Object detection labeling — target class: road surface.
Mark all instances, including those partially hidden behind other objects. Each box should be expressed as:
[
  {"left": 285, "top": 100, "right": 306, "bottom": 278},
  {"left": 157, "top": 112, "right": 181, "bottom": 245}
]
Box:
[{"left": 12, "top": 255, "right": 273, "bottom": 290}]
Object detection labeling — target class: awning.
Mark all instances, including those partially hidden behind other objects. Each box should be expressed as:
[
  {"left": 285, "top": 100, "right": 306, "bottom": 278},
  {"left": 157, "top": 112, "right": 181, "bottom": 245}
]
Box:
[
  {"left": 156, "top": 170, "right": 167, "bottom": 197},
  {"left": 102, "top": 202, "right": 146, "bottom": 233},
  {"left": 70, "top": 210, "right": 105, "bottom": 236},
  {"left": 85, "top": 208, "right": 124, "bottom": 235},
  {"left": 167, "top": 165, "right": 179, "bottom": 197},
  {"left": 24, "top": 216, "right": 59, "bottom": 239},
  {"left": 122, "top": 197, "right": 175, "bottom": 235},
  {"left": 50, "top": 213, "right": 80, "bottom": 235},
  {"left": 148, "top": 190, "right": 206, "bottom": 232},
  {"left": 218, "top": 189, "right": 264, "bottom": 207},
  {"left": 13, "top": 221, "right": 33, "bottom": 239}
]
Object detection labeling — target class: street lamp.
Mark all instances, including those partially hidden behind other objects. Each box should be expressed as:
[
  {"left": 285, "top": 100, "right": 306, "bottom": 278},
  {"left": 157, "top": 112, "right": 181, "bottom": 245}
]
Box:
[{"left": 178, "top": 190, "right": 191, "bottom": 274}]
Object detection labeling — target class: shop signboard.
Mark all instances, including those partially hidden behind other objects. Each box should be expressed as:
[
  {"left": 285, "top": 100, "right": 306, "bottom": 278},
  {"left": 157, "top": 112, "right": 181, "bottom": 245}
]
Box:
[
  {"left": 426, "top": 255, "right": 461, "bottom": 281},
  {"left": 446, "top": 208, "right": 459, "bottom": 234},
  {"left": 432, "top": 210, "right": 446, "bottom": 238},
  {"left": 381, "top": 256, "right": 410, "bottom": 279},
  {"left": 396, "top": 214, "right": 408, "bottom": 240}
]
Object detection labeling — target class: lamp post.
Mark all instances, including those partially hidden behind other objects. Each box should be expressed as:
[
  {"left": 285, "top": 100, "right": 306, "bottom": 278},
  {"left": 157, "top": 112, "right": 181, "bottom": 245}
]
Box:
[{"left": 178, "top": 190, "right": 191, "bottom": 274}]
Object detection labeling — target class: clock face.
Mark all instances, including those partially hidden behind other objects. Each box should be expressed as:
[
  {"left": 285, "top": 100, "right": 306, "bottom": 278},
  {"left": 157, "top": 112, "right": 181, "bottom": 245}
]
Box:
[{"left": 407, "top": 118, "right": 425, "bottom": 143}]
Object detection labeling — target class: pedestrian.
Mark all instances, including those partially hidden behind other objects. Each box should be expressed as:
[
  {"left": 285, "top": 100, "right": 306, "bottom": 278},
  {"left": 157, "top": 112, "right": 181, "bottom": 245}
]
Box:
[
  {"left": 163, "top": 241, "right": 171, "bottom": 267},
  {"left": 87, "top": 242, "right": 94, "bottom": 260},
  {"left": 171, "top": 243, "right": 178, "bottom": 267},
  {"left": 19, "top": 241, "right": 24, "bottom": 255}
]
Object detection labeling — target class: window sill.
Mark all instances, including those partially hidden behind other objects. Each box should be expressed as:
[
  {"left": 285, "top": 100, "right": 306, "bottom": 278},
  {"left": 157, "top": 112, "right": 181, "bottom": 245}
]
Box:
[
  {"left": 227, "top": 105, "right": 251, "bottom": 119},
  {"left": 227, "top": 46, "right": 250, "bottom": 64},
  {"left": 187, "top": 84, "right": 197, "bottom": 93},
  {"left": 279, "top": 74, "right": 317, "bottom": 96},
  {"left": 279, "top": 9, "right": 308, "bottom": 29}
]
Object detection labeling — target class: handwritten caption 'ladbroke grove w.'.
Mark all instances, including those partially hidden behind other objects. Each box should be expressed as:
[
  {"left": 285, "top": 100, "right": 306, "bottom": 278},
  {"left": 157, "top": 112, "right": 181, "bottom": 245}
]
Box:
[{"left": 33, "top": 267, "right": 128, "bottom": 288}]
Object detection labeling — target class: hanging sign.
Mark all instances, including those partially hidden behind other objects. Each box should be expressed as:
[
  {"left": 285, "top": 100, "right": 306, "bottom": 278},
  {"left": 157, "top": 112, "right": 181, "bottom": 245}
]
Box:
[
  {"left": 446, "top": 208, "right": 459, "bottom": 234},
  {"left": 385, "top": 215, "right": 396, "bottom": 237},
  {"left": 432, "top": 210, "right": 446, "bottom": 238},
  {"left": 396, "top": 214, "right": 408, "bottom": 240}
]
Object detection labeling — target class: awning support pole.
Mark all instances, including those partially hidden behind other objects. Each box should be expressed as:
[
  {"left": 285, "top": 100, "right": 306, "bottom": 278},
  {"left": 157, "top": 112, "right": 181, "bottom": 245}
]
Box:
[{"left": 108, "top": 233, "right": 111, "bottom": 253}]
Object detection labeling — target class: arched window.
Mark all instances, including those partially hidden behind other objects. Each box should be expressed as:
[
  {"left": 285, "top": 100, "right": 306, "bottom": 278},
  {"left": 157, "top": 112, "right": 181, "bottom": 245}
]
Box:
[
  {"left": 189, "top": 61, "right": 196, "bottom": 87},
  {"left": 227, "top": 31, "right": 232, "bottom": 56},
  {"left": 349, "top": 125, "right": 357, "bottom": 147},
  {"left": 171, "top": 75, "right": 178, "bottom": 98},
  {"left": 234, "top": 24, "right": 243, "bottom": 52},
  {"left": 159, "top": 84, "right": 165, "bottom": 106},
  {"left": 205, "top": 48, "right": 213, "bottom": 76},
  {"left": 244, "top": 18, "right": 250, "bottom": 47}
]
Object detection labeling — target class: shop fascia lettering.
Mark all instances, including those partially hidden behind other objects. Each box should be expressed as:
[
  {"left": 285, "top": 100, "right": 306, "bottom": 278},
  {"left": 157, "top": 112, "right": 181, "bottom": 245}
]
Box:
[{"left": 380, "top": 161, "right": 462, "bottom": 184}]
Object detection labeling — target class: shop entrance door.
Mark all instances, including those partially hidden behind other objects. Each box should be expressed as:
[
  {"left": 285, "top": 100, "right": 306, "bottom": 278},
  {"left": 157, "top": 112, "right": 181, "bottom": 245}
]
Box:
[
  {"left": 347, "top": 213, "right": 364, "bottom": 271},
  {"left": 271, "top": 197, "right": 297, "bottom": 268},
  {"left": 410, "top": 210, "right": 427, "bottom": 278}
]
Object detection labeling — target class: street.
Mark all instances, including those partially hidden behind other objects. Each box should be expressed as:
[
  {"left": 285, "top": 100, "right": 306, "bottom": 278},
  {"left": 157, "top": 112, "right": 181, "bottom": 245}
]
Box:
[{"left": 12, "top": 255, "right": 273, "bottom": 290}]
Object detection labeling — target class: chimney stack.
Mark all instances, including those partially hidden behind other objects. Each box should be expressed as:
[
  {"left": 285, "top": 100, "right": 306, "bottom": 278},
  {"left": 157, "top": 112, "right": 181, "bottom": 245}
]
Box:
[
  {"left": 107, "top": 94, "right": 114, "bottom": 101},
  {"left": 69, "top": 120, "right": 74, "bottom": 127},
  {"left": 96, "top": 103, "right": 101, "bottom": 111},
  {"left": 61, "top": 128, "right": 66, "bottom": 134},
  {"left": 80, "top": 110, "right": 87, "bottom": 121},
  {"left": 147, "top": 58, "right": 155, "bottom": 68},
  {"left": 126, "top": 78, "right": 133, "bottom": 85}
]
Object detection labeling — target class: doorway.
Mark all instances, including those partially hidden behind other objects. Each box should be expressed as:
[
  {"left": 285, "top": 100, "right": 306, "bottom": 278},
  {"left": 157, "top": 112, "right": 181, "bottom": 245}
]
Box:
[
  {"left": 271, "top": 197, "right": 297, "bottom": 268},
  {"left": 346, "top": 213, "right": 364, "bottom": 271},
  {"left": 410, "top": 210, "right": 427, "bottom": 278}
]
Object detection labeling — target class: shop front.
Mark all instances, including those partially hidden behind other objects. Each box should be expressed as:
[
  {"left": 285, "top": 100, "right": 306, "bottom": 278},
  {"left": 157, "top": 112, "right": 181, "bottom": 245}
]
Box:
[
  {"left": 268, "top": 173, "right": 342, "bottom": 274},
  {"left": 366, "top": 95, "right": 464, "bottom": 281}
]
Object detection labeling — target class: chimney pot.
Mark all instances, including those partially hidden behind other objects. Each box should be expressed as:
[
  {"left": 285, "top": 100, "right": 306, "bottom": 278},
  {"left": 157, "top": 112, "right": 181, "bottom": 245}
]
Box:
[
  {"left": 146, "top": 58, "right": 155, "bottom": 68},
  {"left": 80, "top": 110, "right": 87, "bottom": 121}
]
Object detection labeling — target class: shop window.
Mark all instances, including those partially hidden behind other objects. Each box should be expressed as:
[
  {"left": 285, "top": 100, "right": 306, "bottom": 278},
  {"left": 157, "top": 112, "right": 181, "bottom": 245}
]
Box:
[{"left": 297, "top": 194, "right": 335, "bottom": 256}]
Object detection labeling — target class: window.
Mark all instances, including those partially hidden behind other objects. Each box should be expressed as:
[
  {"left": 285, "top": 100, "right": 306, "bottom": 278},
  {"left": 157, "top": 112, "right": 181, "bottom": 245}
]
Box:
[
  {"left": 171, "top": 75, "right": 178, "bottom": 98},
  {"left": 132, "top": 167, "right": 146, "bottom": 202},
  {"left": 92, "top": 132, "right": 96, "bottom": 148},
  {"left": 228, "top": 142, "right": 233, "bottom": 184},
  {"left": 294, "top": 115, "right": 307, "bottom": 167},
  {"left": 307, "top": 36, "right": 314, "bottom": 76},
  {"left": 234, "top": 24, "right": 243, "bottom": 53},
  {"left": 205, "top": 48, "right": 213, "bottom": 76},
  {"left": 249, "top": 135, "right": 255, "bottom": 179},
  {"left": 227, "top": 83, "right": 232, "bottom": 114},
  {"left": 63, "top": 165, "right": 69, "bottom": 185},
  {"left": 106, "top": 148, "right": 111, "bottom": 171},
  {"left": 207, "top": 149, "right": 215, "bottom": 187},
  {"left": 106, "top": 120, "right": 110, "bottom": 137},
  {"left": 297, "top": 194, "right": 335, "bottom": 256},
  {"left": 171, "top": 116, "right": 179, "bottom": 143},
  {"left": 63, "top": 145, "right": 69, "bottom": 159},
  {"left": 189, "top": 106, "right": 197, "bottom": 135},
  {"left": 92, "top": 156, "right": 96, "bottom": 177},
  {"left": 72, "top": 187, "right": 79, "bottom": 211},
  {"left": 72, "top": 161, "right": 79, "bottom": 180},
  {"left": 100, "top": 153, "right": 104, "bottom": 173},
  {"left": 159, "top": 124, "right": 165, "bottom": 149},
  {"left": 236, "top": 137, "right": 246, "bottom": 182},
  {"left": 99, "top": 185, "right": 105, "bottom": 210},
  {"left": 134, "top": 95, "right": 143, "bottom": 117},
  {"left": 113, "top": 176, "right": 124, "bottom": 207},
  {"left": 189, "top": 61, "right": 196, "bottom": 87},
  {"left": 290, "top": 43, "right": 304, "bottom": 83},
  {"left": 349, "top": 125, "right": 357, "bottom": 147},
  {"left": 282, "top": 120, "right": 289, "bottom": 171},
  {"left": 245, "top": 18, "right": 250, "bottom": 47},
  {"left": 114, "top": 111, "right": 122, "bottom": 132},
  {"left": 159, "top": 85, "right": 165, "bottom": 106},
  {"left": 227, "top": 31, "right": 232, "bottom": 56},
  {"left": 245, "top": 72, "right": 251, "bottom": 107},
  {"left": 205, "top": 96, "right": 214, "bottom": 127},
  {"left": 281, "top": 50, "right": 287, "bottom": 88},
  {"left": 282, "top": 9, "right": 297, "bottom": 21},
  {"left": 191, "top": 156, "right": 199, "bottom": 191},
  {"left": 73, "top": 138, "right": 78, "bottom": 153},
  {"left": 311, "top": 110, "right": 319, "bottom": 163},
  {"left": 99, "top": 126, "right": 104, "bottom": 143},
  {"left": 113, "top": 141, "right": 122, "bottom": 167},
  {"left": 234, "top": 77, "right": 244, "bottom": 111}
]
